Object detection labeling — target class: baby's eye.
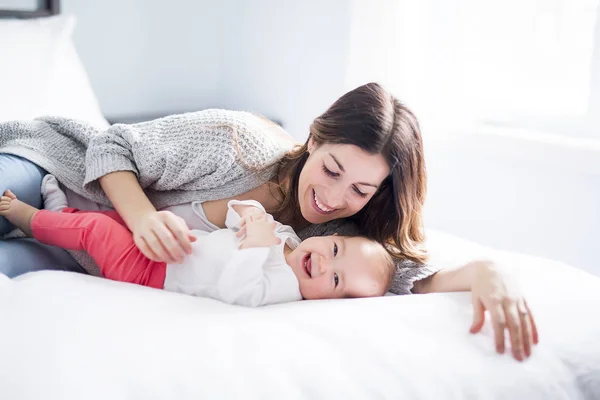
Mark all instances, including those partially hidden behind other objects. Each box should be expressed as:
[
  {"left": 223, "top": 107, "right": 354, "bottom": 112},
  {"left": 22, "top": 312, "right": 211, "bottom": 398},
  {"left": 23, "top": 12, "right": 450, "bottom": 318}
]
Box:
[
  {"left": 333, "top": 273, "right": 339, "bottom": 287},
  {"left": 333, "top": 243, "right": 338, "bottom": 257}
]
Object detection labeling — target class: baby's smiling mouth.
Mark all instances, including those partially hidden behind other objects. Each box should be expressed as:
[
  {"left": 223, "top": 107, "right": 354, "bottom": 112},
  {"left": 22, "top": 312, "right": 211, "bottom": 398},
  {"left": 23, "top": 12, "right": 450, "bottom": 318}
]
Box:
[{"left": 303, "top": 253, "right": 312, "bottom": 277}]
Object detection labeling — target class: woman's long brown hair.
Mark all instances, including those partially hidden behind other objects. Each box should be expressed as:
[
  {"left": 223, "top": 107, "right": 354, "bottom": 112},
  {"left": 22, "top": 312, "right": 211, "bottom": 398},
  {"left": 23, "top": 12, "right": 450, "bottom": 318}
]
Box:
[{"left": 271, "top": 83, "right": 428, "bottom": 264}]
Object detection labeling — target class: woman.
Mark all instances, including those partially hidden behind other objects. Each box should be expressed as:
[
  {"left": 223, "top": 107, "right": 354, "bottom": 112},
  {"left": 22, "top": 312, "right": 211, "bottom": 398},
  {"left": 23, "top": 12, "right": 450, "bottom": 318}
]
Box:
[{"left": 0, "top": 83, "right": 537, "bottom": 361}]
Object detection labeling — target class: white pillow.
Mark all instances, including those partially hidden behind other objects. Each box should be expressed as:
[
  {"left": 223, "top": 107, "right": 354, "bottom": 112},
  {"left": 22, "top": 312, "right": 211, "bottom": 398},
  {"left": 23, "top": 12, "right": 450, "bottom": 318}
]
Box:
[
  {"left": 44, "top": 33, "right": 110, "bottom": 128},
  {"left": 0, "top": 15, "right": 74, "bottom": 120},
  {"left": 0, "top": 14, "right": 109, "bottom": 128},
  {"left": 0, "top": 273, "right": 11, "bottom": 287}
]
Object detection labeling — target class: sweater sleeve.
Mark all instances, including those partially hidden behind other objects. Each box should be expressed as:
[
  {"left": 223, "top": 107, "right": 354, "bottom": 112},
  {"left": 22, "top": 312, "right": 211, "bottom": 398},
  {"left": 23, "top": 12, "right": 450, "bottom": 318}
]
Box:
[
  {"left": 82, "top": 110, "right": 287, "bottom": 201},
  {"left": 389, "top": 260, "right": 442, "bottom": 295},
  {"left": 296, "top": 219, "right": 441, "bottom": 295}
]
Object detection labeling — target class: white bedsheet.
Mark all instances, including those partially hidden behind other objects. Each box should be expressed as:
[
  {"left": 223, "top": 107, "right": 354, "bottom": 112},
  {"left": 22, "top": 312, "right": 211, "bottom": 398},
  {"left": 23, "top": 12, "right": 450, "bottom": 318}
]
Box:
[{"left": 1, "top": 231, "right": 599, "bottom": 400}]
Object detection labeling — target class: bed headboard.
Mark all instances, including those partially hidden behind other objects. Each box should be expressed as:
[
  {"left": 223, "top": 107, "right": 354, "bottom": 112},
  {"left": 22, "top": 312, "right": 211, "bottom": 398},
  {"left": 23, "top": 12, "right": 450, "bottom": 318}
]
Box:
[{"left": 0, "top": 0, "right": 60, "bottom": 18}]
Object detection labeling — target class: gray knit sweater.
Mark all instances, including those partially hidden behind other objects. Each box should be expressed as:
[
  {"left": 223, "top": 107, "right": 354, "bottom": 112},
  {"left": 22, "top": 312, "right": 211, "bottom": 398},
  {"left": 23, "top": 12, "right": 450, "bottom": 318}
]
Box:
[{"left": 0, "top": 109, "right": 438, "bottom": 294}]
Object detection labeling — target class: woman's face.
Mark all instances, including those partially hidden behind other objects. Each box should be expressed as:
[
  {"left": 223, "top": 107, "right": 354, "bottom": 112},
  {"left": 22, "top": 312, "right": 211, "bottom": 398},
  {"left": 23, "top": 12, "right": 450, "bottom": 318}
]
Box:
[{"left": 297, "top": 139, "right": 390, "bottom": 224}]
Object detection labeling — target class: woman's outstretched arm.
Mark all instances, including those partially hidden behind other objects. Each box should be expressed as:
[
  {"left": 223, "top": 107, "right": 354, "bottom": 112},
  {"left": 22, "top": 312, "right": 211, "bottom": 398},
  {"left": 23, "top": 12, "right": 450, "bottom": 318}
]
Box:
[
  {"left": 99, "top": 171, "right": 195, "bottom": 264},
  {"left": 413, "top": 259, "right": 539, "bottom": 362}
]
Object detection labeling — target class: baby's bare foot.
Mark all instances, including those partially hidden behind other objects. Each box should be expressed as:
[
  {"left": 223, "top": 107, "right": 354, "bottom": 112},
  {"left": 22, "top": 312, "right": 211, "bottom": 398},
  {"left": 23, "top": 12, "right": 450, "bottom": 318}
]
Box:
[
  {"left": 0, "top": 190, "right": 17, "bottom": 216},
  {"left": 0, "top": 190, "right": 40, "bottom": 237}
]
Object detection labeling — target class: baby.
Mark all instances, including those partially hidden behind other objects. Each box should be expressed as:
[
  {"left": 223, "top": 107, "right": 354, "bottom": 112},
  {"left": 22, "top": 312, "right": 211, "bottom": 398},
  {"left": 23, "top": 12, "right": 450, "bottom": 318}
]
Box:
[{"left": 0, "top": 188, "right": 394, "bottom": 307}]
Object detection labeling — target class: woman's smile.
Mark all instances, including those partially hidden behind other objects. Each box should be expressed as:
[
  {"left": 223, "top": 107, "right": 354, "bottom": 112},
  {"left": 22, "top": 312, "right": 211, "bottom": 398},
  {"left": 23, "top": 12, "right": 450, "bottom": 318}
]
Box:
[{"left": 311, "top": 189, "right": 336, "bottom": 215}]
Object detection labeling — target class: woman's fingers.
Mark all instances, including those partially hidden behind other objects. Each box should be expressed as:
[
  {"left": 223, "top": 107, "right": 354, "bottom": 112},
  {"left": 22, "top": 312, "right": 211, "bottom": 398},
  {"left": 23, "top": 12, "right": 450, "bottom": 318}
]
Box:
[
  {"left": 470, "top": 261, "right": 538, "bottom": 361},
  {"left": 154, "top": 224, "right": 186, "bottom": 263},
  {"left": 132, "top": 211, "right": 193, "bottom": 263},
  {"left": 489, "top": 304, "right": 507, "bottom": 354},
  {"left": 135, "top": 235, "right": 161, "bottom": 262},
  {"left": 527, "top": 302, "right": 539, "bottom": 345},
  {"left": 163, "top": 215, "right": 193, "bottom": 255},
  {"left": 144, "top": 230, "right": 176, "bottom": 263},
  {"left": 518, "top": 301, "right": 533, "bottom": 357},
  {"left": 479, "top": 297, "right": 537, "bottom": 361},
  {"left": 504, "top": 299, "right": 524, "bottom": 361},
  {"left": 470, "top": 297, "right": 486, "bottom": 333}
]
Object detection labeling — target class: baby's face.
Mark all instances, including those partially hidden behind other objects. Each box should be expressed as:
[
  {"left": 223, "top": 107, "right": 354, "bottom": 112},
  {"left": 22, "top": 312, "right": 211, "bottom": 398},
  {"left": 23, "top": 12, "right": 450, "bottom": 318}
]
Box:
[{"left": 285, "top": 235, "right": 390, "bottom": 300}]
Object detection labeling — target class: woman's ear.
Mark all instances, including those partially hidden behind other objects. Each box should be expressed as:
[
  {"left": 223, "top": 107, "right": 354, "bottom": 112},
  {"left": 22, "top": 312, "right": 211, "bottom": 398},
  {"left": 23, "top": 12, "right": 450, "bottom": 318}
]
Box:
[{"left": 307, "top": 137, "right": 315, "bottom": 153}]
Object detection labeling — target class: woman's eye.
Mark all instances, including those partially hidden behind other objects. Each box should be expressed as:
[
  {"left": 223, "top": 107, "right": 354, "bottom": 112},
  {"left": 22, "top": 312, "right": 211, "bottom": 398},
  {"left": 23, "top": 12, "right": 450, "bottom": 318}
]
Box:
[
  {"left": 333, "top": 273, "right": 339, "bottom": 287},
  {"left": 322, "top": 164, "right": 339, "bottom": 178},
  {"left": 353, "top": 185, "right": 368, "bottom": 198},
  {"left": 333, "top": 243, "right": 338, "bottom": 257}
]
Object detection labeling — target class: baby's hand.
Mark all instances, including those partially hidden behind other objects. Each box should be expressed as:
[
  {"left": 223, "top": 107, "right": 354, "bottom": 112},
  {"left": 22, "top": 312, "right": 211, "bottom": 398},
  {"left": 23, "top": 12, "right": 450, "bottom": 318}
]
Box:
[
  {"left": 234, "top": 205, "right": 271, "bottom": 238},
  {"left": 236, "top": 205, "right": 270, "bottom": 227},
  {"left": 238, "top": 219, "right": 281, "bottom": 249}
]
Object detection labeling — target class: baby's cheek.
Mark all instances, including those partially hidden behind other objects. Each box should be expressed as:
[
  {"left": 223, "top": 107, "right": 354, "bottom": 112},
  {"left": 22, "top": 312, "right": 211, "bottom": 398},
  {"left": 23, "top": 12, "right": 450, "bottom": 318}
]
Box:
[{"left": 301, "top": 281, "right": 327, "bottom": 300}]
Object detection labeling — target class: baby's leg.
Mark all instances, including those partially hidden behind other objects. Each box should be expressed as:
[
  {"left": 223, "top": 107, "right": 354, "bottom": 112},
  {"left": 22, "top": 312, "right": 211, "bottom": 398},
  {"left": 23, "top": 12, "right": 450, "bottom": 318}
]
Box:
[
  {"left": 61, "top": 207, "right": 127, "bottom": 227},
  {"left": 0, "top": 154, "right": 46, "bottom": 235},
  {"left": 31, "top": 209, "right": 166, "bottom": 288},
  {"left": 0, "top": 190, "right": 38, "bottom": 237}
]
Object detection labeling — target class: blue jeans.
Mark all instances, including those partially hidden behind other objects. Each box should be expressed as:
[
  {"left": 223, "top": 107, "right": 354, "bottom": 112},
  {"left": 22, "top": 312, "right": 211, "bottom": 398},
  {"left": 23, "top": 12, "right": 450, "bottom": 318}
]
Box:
[{"left": 0, "top": 154, "right": 86, "bottom": 277}]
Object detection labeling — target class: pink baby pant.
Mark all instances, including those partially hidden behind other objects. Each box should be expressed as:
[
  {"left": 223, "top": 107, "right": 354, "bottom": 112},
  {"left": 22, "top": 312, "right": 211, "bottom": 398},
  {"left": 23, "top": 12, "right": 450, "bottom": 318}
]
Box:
[{"left": 31, "top": 208, "right": 166, "bottom": 288}]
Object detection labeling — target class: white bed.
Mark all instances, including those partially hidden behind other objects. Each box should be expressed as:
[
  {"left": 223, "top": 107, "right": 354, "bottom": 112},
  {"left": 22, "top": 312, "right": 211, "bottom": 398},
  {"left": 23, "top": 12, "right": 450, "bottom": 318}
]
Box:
[
  {"left": 2, "top": 8, "right": 600, "bottom": 400},
  {"left": 1, "top": 229, "right": 599, "bottom": 400}
]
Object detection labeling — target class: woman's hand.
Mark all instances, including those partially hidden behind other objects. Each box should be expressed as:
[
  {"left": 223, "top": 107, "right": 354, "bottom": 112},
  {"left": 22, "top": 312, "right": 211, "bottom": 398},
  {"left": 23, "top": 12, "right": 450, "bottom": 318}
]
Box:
[
  {"left": 98, "top": 172, "right": 196, "bottom": 264},
  {"left": 133, "top": 211, "right": 197, "bottom": 263},
  {"left": 469, "top": 261, "right": 539, "bottom": 361}
]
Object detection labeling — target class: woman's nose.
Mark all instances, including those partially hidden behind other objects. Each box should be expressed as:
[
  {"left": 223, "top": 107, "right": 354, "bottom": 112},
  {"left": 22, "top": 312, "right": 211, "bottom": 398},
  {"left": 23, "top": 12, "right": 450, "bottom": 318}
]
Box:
[{"left": 324, "top": 189, "right": 345, "bottom": 209}]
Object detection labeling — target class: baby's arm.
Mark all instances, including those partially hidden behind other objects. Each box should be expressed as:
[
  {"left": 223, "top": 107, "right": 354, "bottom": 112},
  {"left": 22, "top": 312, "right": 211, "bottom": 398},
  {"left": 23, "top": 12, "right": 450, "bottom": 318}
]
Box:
[
  {"left": 225, "top": 199, "right": 268, "bottom": 230},
  {"left": 216, "top": 200, "right": 299, "bottom": 306},
  {"left": 231, "top": 202, "right": 270, "bottom": 222},
  {"left": 225, "top": 200, "right": 280, "bottom": 249}
]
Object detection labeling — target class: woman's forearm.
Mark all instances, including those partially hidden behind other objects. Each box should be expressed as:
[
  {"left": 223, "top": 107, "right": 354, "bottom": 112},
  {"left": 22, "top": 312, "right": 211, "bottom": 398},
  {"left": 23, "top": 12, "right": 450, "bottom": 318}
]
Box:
[
  {"left": 99, "top": 171, "right": 156, "bottom": 230},
  {"left": 413, "top": 260, "right": 491, "bottom": 294}
]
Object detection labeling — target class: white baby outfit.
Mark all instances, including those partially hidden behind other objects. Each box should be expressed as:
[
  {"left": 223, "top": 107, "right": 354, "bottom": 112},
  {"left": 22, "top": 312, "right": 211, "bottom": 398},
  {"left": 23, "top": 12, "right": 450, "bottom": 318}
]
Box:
[{"left": 163, "top": 200, "right": 303, "bottom": 307}]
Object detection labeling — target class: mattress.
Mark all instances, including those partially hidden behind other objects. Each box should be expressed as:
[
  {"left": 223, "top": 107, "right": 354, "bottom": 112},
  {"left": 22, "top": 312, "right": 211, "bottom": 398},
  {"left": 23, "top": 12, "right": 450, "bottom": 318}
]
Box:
[{"left": 1, "top": 230, "right": 599, "bottom": 399}]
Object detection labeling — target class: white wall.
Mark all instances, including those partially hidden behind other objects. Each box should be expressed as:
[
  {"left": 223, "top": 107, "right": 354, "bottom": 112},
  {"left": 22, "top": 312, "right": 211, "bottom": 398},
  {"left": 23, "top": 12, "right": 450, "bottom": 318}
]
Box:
[
  {"left": 61, "top": 0, "right": 598, "bottom": 274},
  {"left": 63, "top": 0, "right": 224, "bottom": 118},
  {"left": 63, "top": 0, "right": 352, "bottom": 136},
  {"left": 218, "top": 0, "right": 352, "bottom": 138},
  {"left": 424, "top": 132, "right": 600, "bottom": 276}
]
